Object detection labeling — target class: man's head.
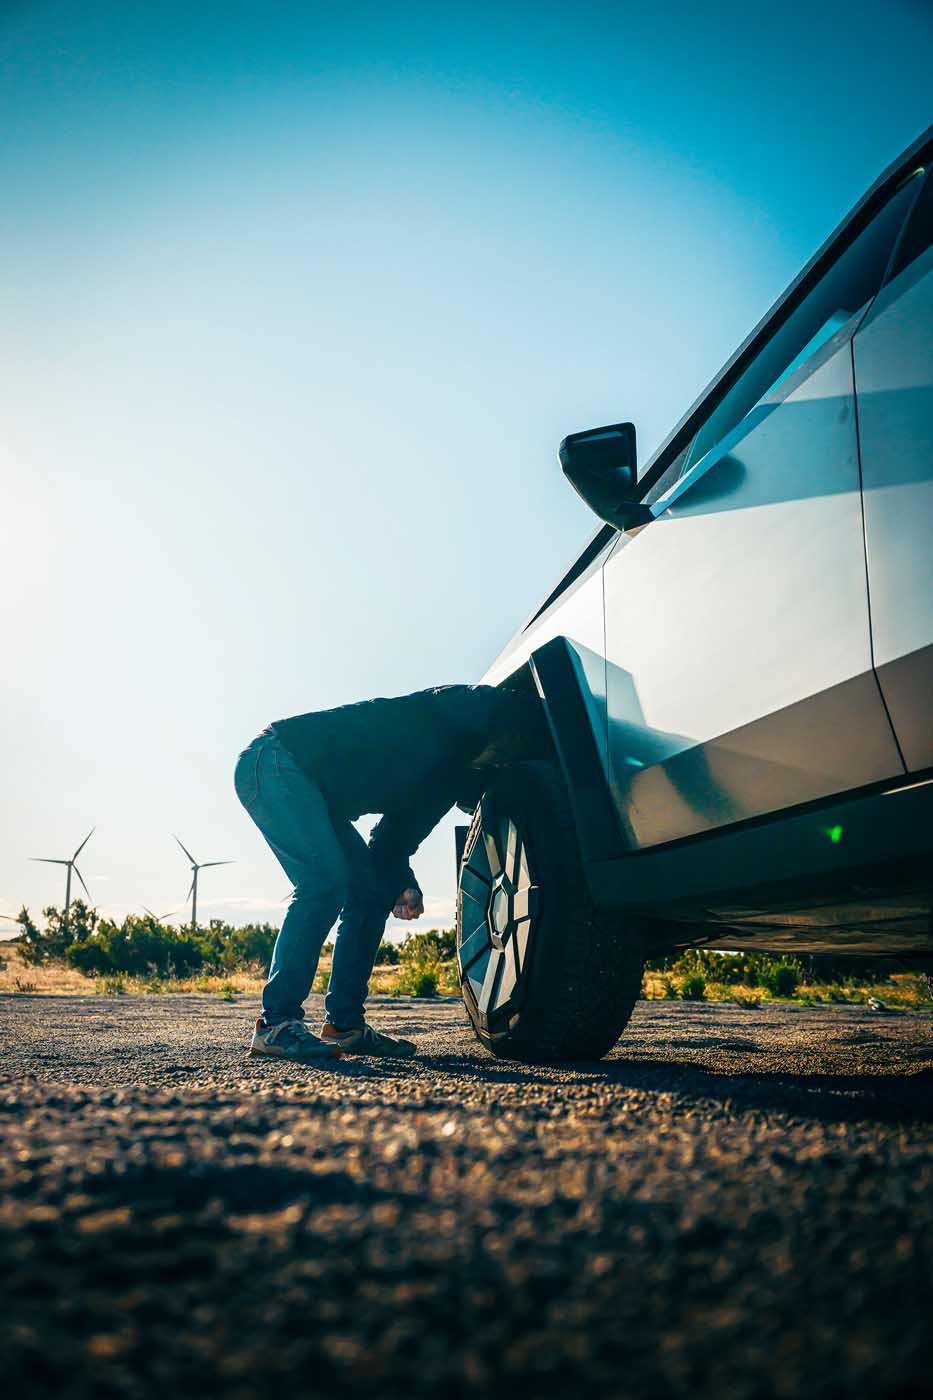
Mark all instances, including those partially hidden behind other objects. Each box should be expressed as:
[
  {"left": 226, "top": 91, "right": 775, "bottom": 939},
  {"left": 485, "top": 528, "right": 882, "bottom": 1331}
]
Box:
[{"left": 471, "top": 688, "right": 551, "bottom": 770}]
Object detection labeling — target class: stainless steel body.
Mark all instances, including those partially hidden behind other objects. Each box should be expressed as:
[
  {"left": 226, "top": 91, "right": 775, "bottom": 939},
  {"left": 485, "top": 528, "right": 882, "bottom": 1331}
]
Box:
[
  {"left": 855, "top": 246, "right": 933, "bottom": 771},
  {"left": 602, "top": 328, "right": 904, "bottom": 849}
]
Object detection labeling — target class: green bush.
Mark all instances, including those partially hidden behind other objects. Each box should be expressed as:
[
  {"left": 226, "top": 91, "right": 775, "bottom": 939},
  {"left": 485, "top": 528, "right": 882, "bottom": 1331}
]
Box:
[
  {"left": 17, "top": 902, "right": 100, "bottom": 965},
  {"left": 373, "top": 940, "right": 400, "bottom": 965},
  {"left": 394, "top": 957, "right": 440, "bottom": 997},
  {"left": 398, "top": 928, "right": 456, "bottom": 963},
  {"left": 19, "top": 905, "right": 280, "bottom": 981},
  {"left": 681, "top": 974, "right": 706, "bottom": 1001},
  {"left": 195, "top": 920, "right": 277, "bottom": 974},
  {"left": 646, "top": 948, "right": 908, "bottom": 991},
  {"left": 760, "top": 960, "right": 800, "bottom": 998},
  {"left": 66, "top": 940, "right": 114, "bottom": 976}
]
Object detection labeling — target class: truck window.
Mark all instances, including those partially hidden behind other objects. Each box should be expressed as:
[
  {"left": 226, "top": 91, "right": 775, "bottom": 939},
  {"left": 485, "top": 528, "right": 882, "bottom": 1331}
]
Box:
[{"left": 682, "top": 170, "right": 924, "bottom": 473}]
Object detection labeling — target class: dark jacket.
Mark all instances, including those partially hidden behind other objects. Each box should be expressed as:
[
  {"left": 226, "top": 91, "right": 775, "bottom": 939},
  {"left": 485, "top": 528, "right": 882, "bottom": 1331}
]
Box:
[{"left": 271, "top": 684, "right": 546, "bottom": 899}]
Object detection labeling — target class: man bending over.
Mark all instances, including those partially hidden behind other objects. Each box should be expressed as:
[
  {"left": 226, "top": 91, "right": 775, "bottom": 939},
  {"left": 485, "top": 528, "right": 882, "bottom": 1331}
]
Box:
[{"left": 234, "top": 684, "right": 545, "bottom": 1062}]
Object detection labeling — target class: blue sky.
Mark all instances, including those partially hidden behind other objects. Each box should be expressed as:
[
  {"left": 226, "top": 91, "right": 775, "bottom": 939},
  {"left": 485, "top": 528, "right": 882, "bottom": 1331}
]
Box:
[{"left": 2, "top": 0, "right": 931, "bottom": 934}]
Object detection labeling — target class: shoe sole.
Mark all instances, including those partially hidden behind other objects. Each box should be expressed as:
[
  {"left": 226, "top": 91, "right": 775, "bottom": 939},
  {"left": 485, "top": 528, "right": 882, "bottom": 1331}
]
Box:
[
  {"left": 250, "top": 1045, "right": 343, "bottom": 1062},
  {"left": 324, "top": 1041, "right": 416, "bottom": 1059}
]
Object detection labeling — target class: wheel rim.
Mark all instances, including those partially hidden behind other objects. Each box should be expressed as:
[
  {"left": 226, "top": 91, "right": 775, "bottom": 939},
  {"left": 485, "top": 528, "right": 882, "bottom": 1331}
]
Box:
[{"left": 457, "top": 797, "right": 539, "bottom": 1021}]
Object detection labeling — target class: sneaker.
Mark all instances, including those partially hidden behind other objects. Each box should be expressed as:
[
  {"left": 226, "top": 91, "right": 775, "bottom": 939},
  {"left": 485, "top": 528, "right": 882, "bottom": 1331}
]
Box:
[
  {"left": 320, "top": 1020, "right": 416, "bottom": 1059},
  {"left": 250, "top": 1017, "right": 343, "bottom": 1063}
]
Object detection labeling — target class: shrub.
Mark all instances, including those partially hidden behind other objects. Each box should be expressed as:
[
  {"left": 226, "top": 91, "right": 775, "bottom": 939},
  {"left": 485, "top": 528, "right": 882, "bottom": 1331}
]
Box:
[
  {"left": 66, "top": 940, "right": 114, "bottom": 976},
  {"left": 681, "top": 975, "right": 706, "bottom": 1001},
  {"left": 398, "top": 928, "right": 457, "bottom": 963},
  {"left": 218, "top": 981, "right": 236, "bottom": 1002},
  {"left": 374, "top": 940, "right": 400, "bottom": 965},
  {"left": 100, "top": 974, "right": 126, "bottom": 995},
  {"left": 731, "top": 988, "right": 761, "bottom": 1009},
  {"left": 313, "top": 967, "right": 331, "bottom": 994},
  {"left": 18, "top": 902, "right": 100, "bottom": 965},
  {"left": 662, "top": 978, "right": 678, "bottom": 999},
  {"left": 11, "top": 907, "right": 281, "bottom": 983},
  {"left": 196, "top": 920, "right": 277, "bottom": 974},
  {"left": 760, "top": 961, "right": 800, "bottom": 998},
  {"left": 394, "top": 957, "right": 440, "bottom": 998}
]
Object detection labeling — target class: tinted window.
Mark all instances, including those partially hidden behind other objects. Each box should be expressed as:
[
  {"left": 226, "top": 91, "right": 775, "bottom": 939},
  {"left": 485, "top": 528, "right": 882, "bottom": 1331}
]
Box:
[
  {"left": 683, "top": 170, "right": 923, "bottom": 472},
  {"left": 887, "top": 165, "right": 932, "bottom": 282}
]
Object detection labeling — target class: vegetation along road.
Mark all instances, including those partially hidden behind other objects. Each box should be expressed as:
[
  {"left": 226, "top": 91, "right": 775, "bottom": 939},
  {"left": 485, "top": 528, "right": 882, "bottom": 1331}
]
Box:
[{"left": 1, "top": 992, "right": 931, "bottom": 1399}]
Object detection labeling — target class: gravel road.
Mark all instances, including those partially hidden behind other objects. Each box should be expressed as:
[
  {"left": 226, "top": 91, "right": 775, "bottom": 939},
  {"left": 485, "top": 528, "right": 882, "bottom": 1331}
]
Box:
[{"left": 1, "top": 992, "right": 931, "bottom": 1400}]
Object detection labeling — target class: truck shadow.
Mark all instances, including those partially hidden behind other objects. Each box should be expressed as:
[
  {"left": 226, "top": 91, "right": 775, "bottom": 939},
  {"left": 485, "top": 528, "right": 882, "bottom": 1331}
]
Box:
[
  {"left": 599, "top": 1059, "right": 933, "bottom": 1124},
  {"left": 412, "top": 1053, "right": 933, "bottom": 1125}
]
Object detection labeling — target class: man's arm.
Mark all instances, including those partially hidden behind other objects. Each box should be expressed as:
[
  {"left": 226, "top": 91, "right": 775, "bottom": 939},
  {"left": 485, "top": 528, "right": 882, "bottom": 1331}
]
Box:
[{"left": 367, "top": 762, "right": 466, "bottom": 916}]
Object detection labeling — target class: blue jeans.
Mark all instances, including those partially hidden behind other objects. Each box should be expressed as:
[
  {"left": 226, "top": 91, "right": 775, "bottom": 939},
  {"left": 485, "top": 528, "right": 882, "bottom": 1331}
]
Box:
[{"left": 234, "top": 730, "right": 392, "bottom": 1027}]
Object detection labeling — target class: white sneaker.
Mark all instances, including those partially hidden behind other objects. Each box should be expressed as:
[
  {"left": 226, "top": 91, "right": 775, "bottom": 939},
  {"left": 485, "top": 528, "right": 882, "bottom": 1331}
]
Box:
[
  {"left": 250, "top": 1017, "right": 342, "bottom": 1063},
  {"left": 320, "top": 1021, "right": 416, "bottom": 1058}
]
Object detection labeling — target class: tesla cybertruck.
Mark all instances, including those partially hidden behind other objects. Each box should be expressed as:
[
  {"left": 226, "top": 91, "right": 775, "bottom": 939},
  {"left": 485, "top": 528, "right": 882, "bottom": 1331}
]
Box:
[{"left": 454, "top": 127, "right": 933, "bottom": 1061}]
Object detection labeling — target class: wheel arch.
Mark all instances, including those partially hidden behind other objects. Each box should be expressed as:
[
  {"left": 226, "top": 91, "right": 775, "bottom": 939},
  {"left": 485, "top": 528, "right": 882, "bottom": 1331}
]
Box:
[{"left": 493, "top": 635, "right": 626, "bottom": 867}]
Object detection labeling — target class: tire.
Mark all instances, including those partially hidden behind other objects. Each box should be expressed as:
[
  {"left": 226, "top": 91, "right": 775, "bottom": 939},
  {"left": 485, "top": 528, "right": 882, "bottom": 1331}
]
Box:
[{"left": 456, "top": 760, "right": 644, "bottom": 1061}]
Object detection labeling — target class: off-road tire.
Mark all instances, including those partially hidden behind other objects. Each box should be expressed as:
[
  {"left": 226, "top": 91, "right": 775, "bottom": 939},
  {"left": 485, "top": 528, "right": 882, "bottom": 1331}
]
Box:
[{"left": 457, "top": 760, "right": 644, "bottom": 1061}]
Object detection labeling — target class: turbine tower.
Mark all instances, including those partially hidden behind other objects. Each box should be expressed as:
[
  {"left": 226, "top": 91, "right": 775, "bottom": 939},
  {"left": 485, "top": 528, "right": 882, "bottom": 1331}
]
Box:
[
  {"left": 30, "top": 828, "right": 95, "bottom": 913},
  {"left": 173, "top": 836, "right": 232, "bottom": 930}
]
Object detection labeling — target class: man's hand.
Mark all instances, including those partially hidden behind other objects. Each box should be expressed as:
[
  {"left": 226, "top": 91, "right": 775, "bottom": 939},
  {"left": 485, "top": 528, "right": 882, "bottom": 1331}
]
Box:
[{"left": 392, "top": 887, "right": 424, "bottom": 921}]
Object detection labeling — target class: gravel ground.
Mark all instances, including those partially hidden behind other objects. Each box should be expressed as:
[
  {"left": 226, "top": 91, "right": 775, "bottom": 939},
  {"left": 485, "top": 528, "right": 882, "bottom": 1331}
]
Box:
[{"left": 1, "top": 992, "right": 931, "bottom": 1400}]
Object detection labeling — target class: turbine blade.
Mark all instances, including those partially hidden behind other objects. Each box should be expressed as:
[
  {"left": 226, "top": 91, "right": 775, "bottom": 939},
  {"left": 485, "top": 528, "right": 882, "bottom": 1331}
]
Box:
[
  {"left": 186, "top": 878, "right": 195, "bottom": 901},
  {"left": 199, "top": 860, "right": 233, "bottom": 869},
  {"left": 73, "top": 865, "right": 92, "bottom": 900},
  {"left": 72, "top": 827, "right": 95, "bottom": 861},
  {"left": 174, "top": 834, "right": 197, "bottom": 865},
  {"left": 30, "top": 858, "right": 69, "bottom": 865}
]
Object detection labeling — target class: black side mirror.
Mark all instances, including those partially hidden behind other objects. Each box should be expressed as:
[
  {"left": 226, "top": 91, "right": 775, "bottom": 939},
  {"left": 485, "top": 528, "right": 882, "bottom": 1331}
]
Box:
[{"left": 558, "top": 422, "right": 653, "bottom": 531}]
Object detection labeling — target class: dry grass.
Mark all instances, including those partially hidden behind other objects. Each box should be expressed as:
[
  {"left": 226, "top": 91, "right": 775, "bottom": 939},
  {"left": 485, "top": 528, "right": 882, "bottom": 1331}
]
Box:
[
  {"left": 0, "top": 945, "right": 443, "bottom": 1000},
  {"left": 0, "top": 945, "right": 267, "bottom": 998},
  {"left": 2, "top": 943, "right": 928, "bottom": 1009}
]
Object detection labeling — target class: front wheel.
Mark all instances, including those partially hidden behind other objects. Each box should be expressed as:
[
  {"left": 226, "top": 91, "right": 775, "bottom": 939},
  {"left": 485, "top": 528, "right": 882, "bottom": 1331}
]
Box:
[{"left": 456, "top": 761, "right": 644, "bottom": 1060}]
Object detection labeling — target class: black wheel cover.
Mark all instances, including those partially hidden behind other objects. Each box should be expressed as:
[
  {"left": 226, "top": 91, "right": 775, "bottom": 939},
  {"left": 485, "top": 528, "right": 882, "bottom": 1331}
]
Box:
[{"left": 457, "top": 794, "right": 539, "bottom": 1031}]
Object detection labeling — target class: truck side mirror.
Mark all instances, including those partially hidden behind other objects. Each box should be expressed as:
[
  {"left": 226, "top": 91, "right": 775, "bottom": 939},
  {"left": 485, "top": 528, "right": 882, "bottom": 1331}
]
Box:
[{"left": 558, "top": 422, "right": 653, "bottom": 530}]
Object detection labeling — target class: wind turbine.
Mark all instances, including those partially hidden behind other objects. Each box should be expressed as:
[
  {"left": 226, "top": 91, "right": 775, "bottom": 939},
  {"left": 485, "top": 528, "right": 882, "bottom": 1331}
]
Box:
[
  {"left": 141, "top": 906, "right": 179, "bottom": 924},
  {"left": 30, "top": 828, "right": 95, "bottom": 913},
  {"left": 173, "top": 836, "right": 232, "bottom": 930}
]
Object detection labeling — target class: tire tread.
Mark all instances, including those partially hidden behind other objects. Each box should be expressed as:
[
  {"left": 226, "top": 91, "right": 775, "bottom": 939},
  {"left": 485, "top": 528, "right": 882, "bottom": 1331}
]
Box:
[{"left": 460, "top": 761, "right": 643, "bottom": 1061}]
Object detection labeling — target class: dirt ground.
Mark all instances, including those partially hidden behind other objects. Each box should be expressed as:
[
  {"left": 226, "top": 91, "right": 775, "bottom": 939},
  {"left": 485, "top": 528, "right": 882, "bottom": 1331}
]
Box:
[{"left": 1, "top": 992, "right": 931, "bottom": 1399}]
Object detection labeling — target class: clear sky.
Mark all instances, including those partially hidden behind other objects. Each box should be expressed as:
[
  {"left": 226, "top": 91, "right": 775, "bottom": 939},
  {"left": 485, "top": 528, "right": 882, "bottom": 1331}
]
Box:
[{"left": 3, "top": 0, "right": 931, "bottom": 935}]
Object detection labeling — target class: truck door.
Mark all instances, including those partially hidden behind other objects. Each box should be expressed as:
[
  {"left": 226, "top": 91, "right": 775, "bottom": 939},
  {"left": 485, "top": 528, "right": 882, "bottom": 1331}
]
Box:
[
  {"left": 854, "top": 170, "right": 933, "bottom": 771},
  {"left": 602, "top": 173, "right": 922, "bottom": 849}
]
